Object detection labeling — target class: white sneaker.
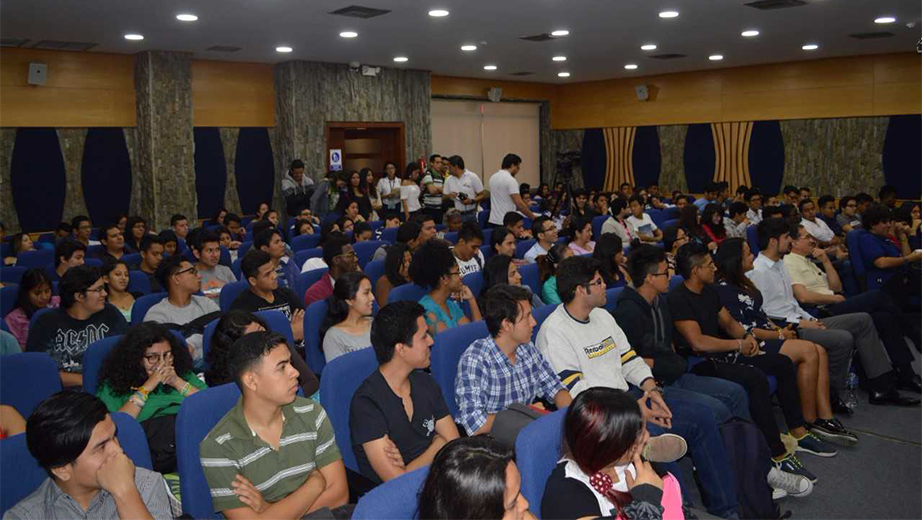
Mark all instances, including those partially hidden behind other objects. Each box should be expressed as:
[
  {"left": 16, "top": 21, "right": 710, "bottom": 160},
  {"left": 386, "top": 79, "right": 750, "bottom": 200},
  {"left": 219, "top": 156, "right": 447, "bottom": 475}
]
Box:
[
  {"left": 767, "top": 466, "right": 813, "bottom": 498},
  {"left": 772, "top": 487, "right": 788, "bottom": 500}
]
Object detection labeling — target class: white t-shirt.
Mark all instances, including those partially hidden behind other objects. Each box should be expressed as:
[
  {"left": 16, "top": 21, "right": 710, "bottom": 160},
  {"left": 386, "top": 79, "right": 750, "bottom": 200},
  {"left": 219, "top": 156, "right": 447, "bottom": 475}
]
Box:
[
  {"left": 626, "top": 213, "right": 658, "bottom": 238},
  {"left": 377, "top": 176, "right": 402, "bottom": 209},
  {"left": 801, "top": 217, "right": 834, "bottom": 243},
  {"left": 400, "top": 183, "right": 422, "bottom": 213},
  {"left": 444, "top": 170, "right": 484, "bottom": 212},
  {"left": 523, "top": 242, "right": 549, "bottom": 264},
  {"left": 454, "top": 249, "right": 485, "bottom": 277},
  {"left": 488, "top": 169, "right": 520, "bottom": 225}
]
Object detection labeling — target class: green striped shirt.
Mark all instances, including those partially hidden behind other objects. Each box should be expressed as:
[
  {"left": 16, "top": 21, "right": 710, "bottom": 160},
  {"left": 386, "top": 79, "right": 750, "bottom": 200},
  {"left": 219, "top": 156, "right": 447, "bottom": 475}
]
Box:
[{"left": 199, "top": 396, "right": 341, "bottom": 513}]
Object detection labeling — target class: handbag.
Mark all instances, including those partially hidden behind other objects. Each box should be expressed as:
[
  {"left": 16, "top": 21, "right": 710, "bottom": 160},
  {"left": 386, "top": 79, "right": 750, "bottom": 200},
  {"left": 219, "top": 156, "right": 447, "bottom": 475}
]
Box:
[{"left": 489, "top": 403, "right": 548, "bottom": 448}]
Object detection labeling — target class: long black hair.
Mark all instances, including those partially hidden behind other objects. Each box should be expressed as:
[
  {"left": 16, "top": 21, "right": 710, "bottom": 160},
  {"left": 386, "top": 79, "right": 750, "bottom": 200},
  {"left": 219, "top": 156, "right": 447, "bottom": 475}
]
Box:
[
  {"left": 125, "top": 216, "right": 147, "bottom": 251},
  {"left": 205, "top": 311, "right": 268, "bottom": 387},
  {"left": 715, "top": 237, "right": 759, "bottom": 296},
  {"left": 321, "top": 271, "right": 371, "bottom": 338},
  {"left": 97, "top": 322, "right": 195, "bottom": 396},
  {"left": 701, "top": 203, "right": 726, "bottom": 239},
  {"left": 593, "top": 233, "right": 624, "bottom": 284},
  {"left": 383, "top": 243, "right": 410, "bottom": 287},
  {"left": 12, "top": 268, "right": 54, "bottom": 318},
  {"left": 483, "top": 253, "right": 515, "bottom": 287}
]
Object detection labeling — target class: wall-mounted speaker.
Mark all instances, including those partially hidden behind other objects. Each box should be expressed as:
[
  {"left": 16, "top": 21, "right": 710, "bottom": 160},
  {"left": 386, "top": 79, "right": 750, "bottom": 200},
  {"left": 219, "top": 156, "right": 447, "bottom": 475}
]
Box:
[
  {"left": 28, "top": 63, "right": 47, "bottom": 86},
  {"left": 635, "top": 84, "right": 649, "bottom": 101},
  {"left": 487, "top": 87, "right": 503, "bottom": 102}
]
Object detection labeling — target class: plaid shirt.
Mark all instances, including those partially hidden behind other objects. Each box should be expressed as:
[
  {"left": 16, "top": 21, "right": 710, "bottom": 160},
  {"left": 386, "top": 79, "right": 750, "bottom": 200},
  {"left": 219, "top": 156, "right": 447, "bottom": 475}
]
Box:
[{"left": 455, "top": 335, "right": 566, "bottom": 435}]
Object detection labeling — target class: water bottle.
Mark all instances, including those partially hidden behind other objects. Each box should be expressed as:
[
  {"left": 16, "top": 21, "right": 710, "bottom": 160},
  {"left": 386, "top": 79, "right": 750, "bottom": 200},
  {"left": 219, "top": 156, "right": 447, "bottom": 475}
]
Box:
[{"left": 844, "top": 370, "right": 860, "bottom": 411}]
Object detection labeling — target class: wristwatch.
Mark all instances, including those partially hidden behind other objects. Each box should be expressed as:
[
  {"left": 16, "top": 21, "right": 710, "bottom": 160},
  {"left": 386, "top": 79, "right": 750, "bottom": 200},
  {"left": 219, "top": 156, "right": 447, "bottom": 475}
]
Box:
[{"left": 649, "top": 386, "right": 665, "bottom": 396}]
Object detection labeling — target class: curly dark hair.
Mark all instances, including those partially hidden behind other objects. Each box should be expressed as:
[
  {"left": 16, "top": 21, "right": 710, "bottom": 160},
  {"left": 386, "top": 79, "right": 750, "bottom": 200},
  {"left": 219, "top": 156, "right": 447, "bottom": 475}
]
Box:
[
  {"left": 204, "top": 311, "right": 268, "bottom": 387},
  {"left": 409, "top": 239, "right": 455, "bottom": 290},
  {"left": 97, "top": 322, "right": 195, "bottom": 396}
]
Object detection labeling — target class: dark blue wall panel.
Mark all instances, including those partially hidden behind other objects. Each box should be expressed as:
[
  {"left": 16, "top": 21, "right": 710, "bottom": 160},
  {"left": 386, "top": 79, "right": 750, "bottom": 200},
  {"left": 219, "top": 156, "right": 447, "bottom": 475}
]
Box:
[
  {"left": 82, "top": 128, "right": 132, "bottom": 226},
  {"left": 235, "top": 128, "right": 275, "bottom": 215},
  {"left": 747, "top": 121, "right": 785, "bottom": 197},
  {"left": 632, "top": 126, "right": 661, "bottom": 189},
  {"left": 882, "top": 115, "right": 921, "bottom": 199},
  {"left": 194, "top": 128, "right": 227, "bottom": 219},
  {"left": 580, "top": 129, "right": 606, "bottom": 190},
  {"left": 10, "top": 128, "right": 66, "bottom": 232},
  {"left": 683, "top": 124, "right": 715, "bottom": 193}
]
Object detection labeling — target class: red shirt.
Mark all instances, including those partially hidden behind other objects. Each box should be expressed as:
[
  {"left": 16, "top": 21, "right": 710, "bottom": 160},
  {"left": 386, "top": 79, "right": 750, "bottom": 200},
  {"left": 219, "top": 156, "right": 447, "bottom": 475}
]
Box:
[{"left": 304, "top": 273, "right": 334, "bottom": 307}]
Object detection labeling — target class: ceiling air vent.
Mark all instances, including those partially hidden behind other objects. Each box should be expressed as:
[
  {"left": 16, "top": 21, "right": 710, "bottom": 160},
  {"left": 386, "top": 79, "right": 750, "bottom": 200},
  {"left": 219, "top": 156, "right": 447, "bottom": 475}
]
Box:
[
  {"left": 1, "top": 38, "right": 29, "bottom": 47},
  {"left": 520, "top": 33, "right": 555, "bottom": 42},
  {"left": 33, "top": 40, "right": 96, "bottom": 51},
  {"left": 744, "top": 0, "right": 807, "bottom": 10},
  {"left": 649, "top": 53, "right": 687, "bottom": 60},
  {"left": 510, "top": 71, "right": 535, "bottom": 76},
  {"left": 206, "top": 45, "right": 242, "bottom": 53},
  {"left": 849, "top": 31, "right": 895, "bottom": 40},
  {"left": 329, "top": 5, "right": 391, "bottom": 19}
]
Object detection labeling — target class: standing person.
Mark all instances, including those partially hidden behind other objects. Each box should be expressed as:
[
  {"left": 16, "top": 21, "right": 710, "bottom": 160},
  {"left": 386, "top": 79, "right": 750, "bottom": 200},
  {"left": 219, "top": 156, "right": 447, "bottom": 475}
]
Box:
[
  {"left": 410, "top": 239, "right": 481, "bottom": 334},
  {"left": 524, "top": 216, "right": 559, "bottom": 264},
  {"left": 320, "top": 272, "right": 375, "bottom": 363},
  {"left": 282, "top": 159, "right": 314, "bottom": 218},
  {"left": 134, "top": 235, "right": 164, "bottom": 293},
  {"left": 5, "top": 268, "right": 60, "bottom": 349},
  {"left": 350, "top": 301, "right": 460, "bottom": 484},
  {"left": 400, "top": 162, "right": 423, "bottom": 221},
  {"left": 231, "top": 250, "right": 306, "bottom": 349},
  {"left": 304, "top": 237, "right": 360, "bottom": 307},
  {"left": 340, "top": 170, "right": 373, "bottom": 221},
  {"left": 375, "top": 243, "right": 411, "bottom": 305},
  {"left": 421, "top": 155, "right": 446, "bottom": 224},
  {"left": 170, "top": 214, "right": 189, "bottom": 241},
  {"left": 377, "top": 161, "right": 402, "bottom": 218},
  {"left": 102, "top": 258, "right": 137, "bottom": 323},
  {"left": 48, "top": 238, "right": 86, "bottom": 282},
  {"left": 452, "top": 221, "right": 485, "bottom": 276},
  {"left": 364, "top": 168, "right": 383, "bottom": 219},
  {"left": 311, "top": 171, "right": 348, "bottom": 222},
  {"left": 26, "top": 265, "right": 128, "bottom": 387},
  {"left": 488, "top": 154, "right": 536, "bottom": 226},
  {"left": 443, "top": 155, "right": 485, "bottom": 222}
]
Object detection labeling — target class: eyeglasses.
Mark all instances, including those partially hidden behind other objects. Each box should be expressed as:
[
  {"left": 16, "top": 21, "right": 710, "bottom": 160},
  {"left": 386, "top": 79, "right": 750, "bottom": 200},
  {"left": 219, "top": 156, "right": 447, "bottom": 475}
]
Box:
[
  {"left": 583, "top": 278, "right": 604, "bottom": 290},
  {"left": 175, "top": 266, "right": 198, "bottom": 276},
  {"left": 144, "top": 351, "right": 173, "bottom": 364},
  {"left": 84, "top": 286, "right": 107, "bottom": 294},
  {"left": 447, "top": 270, "right": 461, "bottom": 278},
  {"left": 650, "top": 271, "right": 670, "bottom": 278}
]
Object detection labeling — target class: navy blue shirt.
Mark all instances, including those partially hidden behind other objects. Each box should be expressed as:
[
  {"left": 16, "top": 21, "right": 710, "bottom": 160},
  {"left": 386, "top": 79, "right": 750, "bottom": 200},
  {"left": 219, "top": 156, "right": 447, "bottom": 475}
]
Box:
[
  {"left": 819, "top": 214, "right": 843, "bottom": 237},
  {"left": 858, "top": 231, "right": 901, "bottom": 286}
]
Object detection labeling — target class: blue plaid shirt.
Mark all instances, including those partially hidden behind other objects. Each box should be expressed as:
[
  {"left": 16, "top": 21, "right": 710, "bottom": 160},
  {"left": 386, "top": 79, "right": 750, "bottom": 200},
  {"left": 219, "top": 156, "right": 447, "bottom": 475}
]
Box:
[{"left": 455, "top": 335, "right": 566, "bottom": 435}]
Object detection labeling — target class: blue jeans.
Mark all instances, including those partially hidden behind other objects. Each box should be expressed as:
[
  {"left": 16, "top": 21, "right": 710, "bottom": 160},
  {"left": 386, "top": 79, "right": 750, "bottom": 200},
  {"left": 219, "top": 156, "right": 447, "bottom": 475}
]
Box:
[{"left": 668, "top": 373, "right": 752, "bottom": 423}]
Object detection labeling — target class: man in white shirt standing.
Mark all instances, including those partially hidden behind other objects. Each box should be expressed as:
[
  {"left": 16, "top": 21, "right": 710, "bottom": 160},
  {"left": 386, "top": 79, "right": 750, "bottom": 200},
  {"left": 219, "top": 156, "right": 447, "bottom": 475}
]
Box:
[
  {"left": 488, "top": 154, "right": 536, "bottom": 226},
  {"left": 443, "top": 155, "right": 485, "bottom": 223}
]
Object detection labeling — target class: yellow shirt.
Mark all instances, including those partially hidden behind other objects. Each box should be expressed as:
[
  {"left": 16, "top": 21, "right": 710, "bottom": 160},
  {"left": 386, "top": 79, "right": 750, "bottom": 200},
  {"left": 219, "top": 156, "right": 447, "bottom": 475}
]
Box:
[{"left": 783, "top": 252, "right": 834, "bottom": 296}]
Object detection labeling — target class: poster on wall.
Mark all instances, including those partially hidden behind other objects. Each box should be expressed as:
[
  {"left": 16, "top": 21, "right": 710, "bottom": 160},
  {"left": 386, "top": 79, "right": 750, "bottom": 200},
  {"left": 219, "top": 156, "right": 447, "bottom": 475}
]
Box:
[{"left": 330, "top": 149, "right": 343, "bottom": 171}]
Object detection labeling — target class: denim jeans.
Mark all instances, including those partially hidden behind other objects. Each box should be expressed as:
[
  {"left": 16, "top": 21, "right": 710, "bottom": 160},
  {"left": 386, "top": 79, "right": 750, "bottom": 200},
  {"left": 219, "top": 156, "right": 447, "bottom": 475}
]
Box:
[{"left": 667, "top": 373, "right": 752, "bottom": 423}]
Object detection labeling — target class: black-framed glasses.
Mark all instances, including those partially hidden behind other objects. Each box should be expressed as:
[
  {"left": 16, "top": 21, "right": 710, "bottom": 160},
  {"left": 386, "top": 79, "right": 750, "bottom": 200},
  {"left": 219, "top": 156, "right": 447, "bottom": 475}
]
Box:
[
  {"left": 84, "top": 286, "right": 107, "bottom": 294},
  {"left": 144, "top": 351, "right": 172, "bottom": 364},
  {"left": 336, "top": 250, "right": 357, "bottom": 259},
  {"left": 583, "top": 279, "right": 604, "bottom": 290},
  {"left": 650, "top": 271, "right": 670, "bottom": 278},
  {"left": 447, "top": 270, "right": 461, "bottom": 278},
  {"left": 175, "top": 266, "right": 198, "bottom": 276}
]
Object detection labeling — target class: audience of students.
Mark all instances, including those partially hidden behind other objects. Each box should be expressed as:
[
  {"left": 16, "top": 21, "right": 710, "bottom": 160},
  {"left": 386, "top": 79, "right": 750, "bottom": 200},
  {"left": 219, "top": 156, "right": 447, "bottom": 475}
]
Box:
[
  {"left": 410, "top": 239, "right": 481, "bottom": 333},
  {"left": 5, "top": 268, "right": 60, "bottom": 348}
]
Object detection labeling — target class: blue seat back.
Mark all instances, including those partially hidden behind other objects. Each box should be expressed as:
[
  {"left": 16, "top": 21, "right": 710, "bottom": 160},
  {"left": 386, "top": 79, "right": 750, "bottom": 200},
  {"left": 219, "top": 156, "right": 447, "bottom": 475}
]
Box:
[
  {"left": 482, "top": 228, "right": 493, "bottom": 246},
  {"left": 28, "top": 307, "right": 54, "bottom": 332},
  {"left": 218, "top": 280, "right": 250, "bottom": 312},
  {"left": 0, "top": 267, "right": 25, "bottom": 285},
  {"left": 387, "top": 283, "right": 428, "bottom": 304},
  {"left": 846, "top": 229, "right": 867, "bottom": 278},
  {"left": 746, "top": 224, "right": 760, "bottom": 255},
  {"left": 254, "top": 309, "right": 295, "bottom": 346},
  {"left": 291, "top": 233, "right": 322, "bottom": 252},
  {"left": 531, "top": 302, "right": 559, "bottom": 344},
  {"left": 127, "top": 269, "right": 151, "bottom": 295},
  {"left": 231, "top": 257, "right": 242, "bottom": 280},
  {"left": 219, "top": 246, "right": 232, "bottom": 267},
  {"left": 319, "top": 347, "right": 378, "bottom": 472},
  {"left": 480, "top": 243, "right": 494, "bottom": 261},
  {"left": 176, "top": 383, "right": 241, "bottom": 519},
  {"left": 603, "top": 287, "right": 624, "bottom": 313},
  {"left": 0, "top": 353, "right": 62, "bottom": 418},
  {"left": 122, "top": 253, "right": 141, "bottom": 266},
  {"left": 15, "top": 250, "right": 53, "bottom": 270},
  {"left": 648, "top": 209, "right": 668, "bottom": 228},
  {"left": 519, "top": 262, "right": 541, "bottom": 296},
  {"left": 130, "top": 292, "right": 168, "bottom": 325},
  {"left": 201, "top": 317, "right": 221, "bottom": 369},
  {"left": 442, "top": 231, "right": 459, "bottom": 244},
  {"left": 431, "top": 320, "right": 489, "bottom": 419},
  {"left": 367, "top": 220, "right": 383, "bottom": 233},
  {"left": 516, "top": 409, "right": 566, "bottom": 518},
  {"left": 661, "top": 218, "right": 680, "bottom": 230},
  {"left": 294, "top": 247, "right": 323, "bottom": 270},
  {"left": 304, "top": 300, "right": 329, "bottom": 375},
  {"left": 364, "top": 259, "right": 385, "bottom": 290},
  {"left": 296, "top": 268, "right": 329, "bottom": 303},
  {"left": 464, "top": 271, "right": 484, "bottom": 297},
  {"left": 380, "top": 227, "right": 399, "bottom": 244},
  {"left": 354, "top": 240, "right": 385, "bottom": 269},
  {"left": 515, "top": 239, "right": 537, "bottom": 260},
  {"left": 592, "top": 215, "right": 608, "bottom": 241},
  {"left": 84, "top": 257, "right": 103, "bottom": 268},
  {"left": 82, "top": 335, "right": 124, "bottom": 395},
  {"left": 0, "top": 412, "right": 152, "bottom": 517},
  {"left": 668, "top": 275, "right": 685, "bottom": 292},
  {"left": 477, "top": 210, "right": 488, "bottom": 228},
  {"left": 238, "top": 240, "right": 253, "bottom": 256},
  {"left": 352, "top": 467, "right": 429, "bottom": 520},
  {"left": 1, "top": 284, "right": 19, "bottom": 319}
]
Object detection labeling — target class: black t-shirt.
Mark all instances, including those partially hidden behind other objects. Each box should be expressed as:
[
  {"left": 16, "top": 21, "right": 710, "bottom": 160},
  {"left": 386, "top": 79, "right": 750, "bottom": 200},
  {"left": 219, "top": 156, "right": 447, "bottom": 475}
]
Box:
[
  {"left": 350, "top": 370, "right": 450, "bottom": 484},
  {"left": 666, "top": 283, "right": 724, "bottom": 357},
  {"left": 25, "top": 304, "right": 129, "bottom": 373},
  {"left": 229, "top": 287, "right": 303, "bottom": 318}
]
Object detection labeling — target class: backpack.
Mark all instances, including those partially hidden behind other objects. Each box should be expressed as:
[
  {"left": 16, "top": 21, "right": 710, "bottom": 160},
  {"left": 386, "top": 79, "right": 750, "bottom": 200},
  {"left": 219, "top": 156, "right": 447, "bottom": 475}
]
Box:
[{"left": 718, "top": 419, "right": 784, "bottom": 520}]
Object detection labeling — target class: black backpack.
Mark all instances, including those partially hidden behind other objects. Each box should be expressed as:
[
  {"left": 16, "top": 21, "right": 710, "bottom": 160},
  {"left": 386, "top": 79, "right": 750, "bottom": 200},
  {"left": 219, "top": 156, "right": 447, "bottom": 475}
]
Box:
[{"left": 719, "top": 419, "right": 786, "bottom": 519}]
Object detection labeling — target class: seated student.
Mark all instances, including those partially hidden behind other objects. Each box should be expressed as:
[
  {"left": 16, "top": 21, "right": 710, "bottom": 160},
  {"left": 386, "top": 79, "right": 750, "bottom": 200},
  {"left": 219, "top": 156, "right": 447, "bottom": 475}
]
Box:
[
  {"left": 231, "top": 249, "right": 305, "bottom": 345},
  {"left": 293, "top": 218, "right": 315, "bottom": 238},
  {"left": 375, "top": 243, "right": 411, "bottom": 305},
  {"left": 700, "top": 203, "right": 727, "bottom": 245},
  {"left": 370, "top": 219, "right": 425, "bottom": 263},
  {"left": 799, "top": 199, "right": 843, "bottom": 257},
  {"left": 320, "top": 271, "right": 374, "bottom": 362},
  {"left": 483, "top": 253, "right": 544, "bottom": 309},
  {"left": 205, "top": 311, "right": 318, "bottom": 396},
  {"left": 726, "top": 201, "right": 750, "bottom": 239},
  {"left": 452, "top": 220, "right": 485, "bottom": 276},
  {"left": 157, "top": 230, "right": 179, "bottom": 257},
  {"left": 54, "top": 221, "right": 73, "bottom": 241},
  {"left": 5, "top": 392, "right": 172, "bottom": 519},
  {"left": 410, "top": 239, "right": 481, "bottom": 334},
  {"left": 200, "top": 331, "right": 348, "bottom": 519},
  {"left": 594, "top": 191, "right": 613, "bottom": 218},
  {"left": 816, "top": 195, "right": 844, "bottom": 239},
  {"left": 27, "top": 265, "right": 128, "bottom": 387},
  {"left": 490, "top": 226, "right": 519, "bottom": 260},
  {"left": 373, "top": 214, "right": 402, "bottom": 241},
  {"left": 132, "top": 234, "right": 165, "bottom": 293},
  {"left": 667, "top": 242, "right": 819, "bottom": 483},
  {"left": 48, "top": 238, "right": 87, "bottom": 282},
  {"left": 124, "top": 216, "right": 148, "bottom": 254},
  {"left": 784, "top": 225, "right": 921, "bottom": 393},
  {"left": 858, "top": 204, "right": 922, "bottom": 305},
  {"left": 444, "top": 210, "right": 463, "bottom": 232},
  {"left": 350, "top": 301, "right": 460, "bottom": 484},
  {"left": 672, "top": 194, "right": 690, "bottom": 211},
  {"left": 352, "top": 221, "right": 373, "bottom": 242},
  {"left": 254, "top": 227, "right": 299, "bottom": 290},
  {"left": 455, "top": 284, "right": 572, "bottom": 436},
  {"left": 7, "top": 232, "right": 36, "bottom": 266},
  {"left": 662, "top": 226, "right": 689, "bottom": 277},
  {"left": 145, "top": 255, "right": 220, "bottom": 362},
  {"left": 96, "top": 322, "right": 205, "bottom": 473},
  {"left": 71, "top": 215, "right": 101, "bottom": 247},
  {"left": 418, "top": 436, "right": 534, "bottom": 520},
  {"left": 745, "top": 189, "right": 763, "bottom": 225},
  {"left": 538, "top": 243, "right": 573, "bottom": 305},
  {"left": 523, "top": 216, "right": 558, "bottom": 264},
  {"left": 412, "top": 212, "right": 438, "bottom": 243},
  {"left": 170, "top": 214, "right": 189, "bottom": 241},
  {"left": 749, "top": 218, "right": 917, "bottom": 408},
  {"left": 593, "top": 233, "right": 629, "bottom": 288},
  {"left": 536, "top": 255, "right": 744, "bottom": 517},
  {"left": 224, "top": 213, "right": 247, "bottom": 243},
  {"left": 894, "top": 203, "right": 921, "bottom": 251},
  {"left": 627, "top": 195, "right": 663, "bottom": 243},
  {"left": 542, "top": 388, "right": 686, "bottom": 520},
  {"left": 5, "top": 268, "right": 60, "bottom": 348},
  {"left": 836, "top": 196, "right": 862, "bottom": 232},
  {"left": 217, "top": 225, "right": 242, "bottom": 263},
  {"left": 566, "top": 216, "right": 596, "bottom": 255},
  {"left": 503, "top": 212, "right": 532, "bottom": 240},
  {"left": 210, "top": 208, "right": 229, "bottom": 228},
  {"left": 601, "top": 197, "right": 637, "bottom": 246},
  {"left": 304, "top": 236, "right": 360, "bottom": 307},
  {"left": 192, "top": 230, "right": 236, "bottom": 297},
  {"left": 97, "top": 223, "right": 128, "bottom": 261},
  {"left": 102, "top": 258, "right": 137, "bottom": 322},
  {"left": 264, "top": 208, "right": 282, "bottom": 228},
  {"left": 715, "top": 238, "right": 857, "bottom": 445},
  {"left": 336, "top": 215, "right": 355, "bottom": 235},
  {"left": 616, "top": 245, "right": 751, "bottom": 424}
]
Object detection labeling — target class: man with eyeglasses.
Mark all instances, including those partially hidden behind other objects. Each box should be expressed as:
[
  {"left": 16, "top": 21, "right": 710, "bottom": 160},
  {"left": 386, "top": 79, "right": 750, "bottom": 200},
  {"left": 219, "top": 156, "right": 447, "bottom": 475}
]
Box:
[
  {"left": 523, "top": 216, "right": 558, "bottom": 264},
  {"left": 71, "top": 215, "right": 101, "bottom": 247},
  {"left": 145, "top": 255, "right": 220, "bottom": 363},
  {"left": 745, "top": 188, "right": 763, "bottom": 225},
  {"left": 27, "top": 265, "right": 128, "bottom": 387},
  {"left": 304, "top": 236, "right": 360, "bottom": 307}
]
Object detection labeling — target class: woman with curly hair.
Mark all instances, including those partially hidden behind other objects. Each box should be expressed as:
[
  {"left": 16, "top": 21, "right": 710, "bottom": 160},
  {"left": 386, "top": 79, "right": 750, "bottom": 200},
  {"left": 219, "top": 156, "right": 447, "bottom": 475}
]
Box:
[
  {"left": 410, "top": 239, "right": 481, "bottom": 334},
  {"left": 96, "top": 322, "right": 206, "bottom": 472}
]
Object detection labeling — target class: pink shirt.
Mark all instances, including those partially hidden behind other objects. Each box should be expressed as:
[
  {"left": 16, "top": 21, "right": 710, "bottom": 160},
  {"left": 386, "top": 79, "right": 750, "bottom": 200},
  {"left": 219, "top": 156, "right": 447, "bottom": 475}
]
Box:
[
  {"left": 4, "top": 296, "right": 61, "bottom": 348},
  {"left": 568, "top": 241, "right": 596, "bottom": 255}
]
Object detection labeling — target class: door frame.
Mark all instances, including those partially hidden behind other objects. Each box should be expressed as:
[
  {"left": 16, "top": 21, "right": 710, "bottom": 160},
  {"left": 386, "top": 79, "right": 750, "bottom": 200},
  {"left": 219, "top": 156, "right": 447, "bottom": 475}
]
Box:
[{"left": 324, "top": 121, "right": 406, "bottom": 173}]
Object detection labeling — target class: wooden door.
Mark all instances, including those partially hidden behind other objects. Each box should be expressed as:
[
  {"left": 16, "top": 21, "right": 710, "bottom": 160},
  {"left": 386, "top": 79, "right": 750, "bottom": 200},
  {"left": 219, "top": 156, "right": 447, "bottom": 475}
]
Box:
[{"left": 325, "top": 122, "right": 405, "bottom": 175}]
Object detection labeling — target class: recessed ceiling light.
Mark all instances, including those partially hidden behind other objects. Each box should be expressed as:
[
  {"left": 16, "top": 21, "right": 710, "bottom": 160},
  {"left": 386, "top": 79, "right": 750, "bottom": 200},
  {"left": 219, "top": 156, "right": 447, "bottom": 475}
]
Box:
[
  {"left": 624, "top": 64, "right": 638, "bottom": 70},
  {"left": 741, "top": 30, "right": 760, "bottom": 37},
  {"left": 552, "top": 56, "right": 567, "bottom": 62},
  {"left": 802, "top": 44, "right": 818, "bottom": 50},
  {"left": 709, "top": 54, "right": 724, "bottom": 61},
  {"left": 124, "top": 34, "right": 144, "bottom": 41},
  {"left": 659, "top": 10, "right": 679, "bottom": 18},
  {"left": 340, "top": 31, "right": 358, "bottom": 38},
  {"left": 874, "top": 16, "right": 896, "bottom": 24},
  {"left": 393, "top": 56, "right": 409, "bottom": 62},
  {"left": 176, "top": 13, "right": 198, "bottom": 22},
  {"left": 461, "top": 44, "right": 477, "bottom": 51},
  {"left": 276, "top": 46, "right": 293, "bottom": 53},
  {"left": 484, "top": 65, "right": 497, "bottom": 71},
  {"left": 428, "top": 9, "right": 449, "bottom": 17},
  {"left": 551, "top": 30, "right": 569, "bottom": 37},
  {"left": 641, "top": 44, "right": 657, "bottom": 51},
  {"left": 558, "top": 72, "right": 571, "bottom": 78}
]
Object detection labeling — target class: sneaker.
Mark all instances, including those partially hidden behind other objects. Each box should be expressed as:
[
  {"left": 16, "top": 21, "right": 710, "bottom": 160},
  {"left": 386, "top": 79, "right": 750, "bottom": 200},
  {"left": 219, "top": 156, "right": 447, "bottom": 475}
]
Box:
[
  {"left": 774, "top": 452, "right": 818, "bottom": 483},
  {"left": 809, "top": 418, "right": 858, "bottom": 447},
  {"left": 642, "top": 433, "right": 688, "bottom": 463},
  {"left": 772, "top": 487, "right": 789, "bottom": 500},
  {"left": 767, "top": 466, "right": 813, "bottom": 498},
  {"left": 795, "top": 431, "right": 838, "bottom": 457}
]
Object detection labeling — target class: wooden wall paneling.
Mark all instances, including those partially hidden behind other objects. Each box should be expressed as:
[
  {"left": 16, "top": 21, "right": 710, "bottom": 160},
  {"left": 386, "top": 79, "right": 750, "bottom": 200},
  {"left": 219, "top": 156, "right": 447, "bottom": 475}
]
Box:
[{"left": 191, "top": 60, "right": 276, "bottom": 127}]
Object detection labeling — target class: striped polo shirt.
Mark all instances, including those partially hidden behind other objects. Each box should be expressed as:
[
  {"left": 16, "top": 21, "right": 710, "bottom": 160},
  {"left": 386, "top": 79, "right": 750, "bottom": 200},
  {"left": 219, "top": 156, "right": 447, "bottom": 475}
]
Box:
[{"left": 199, "top": 396, "right": 341, "bottom": 513}]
